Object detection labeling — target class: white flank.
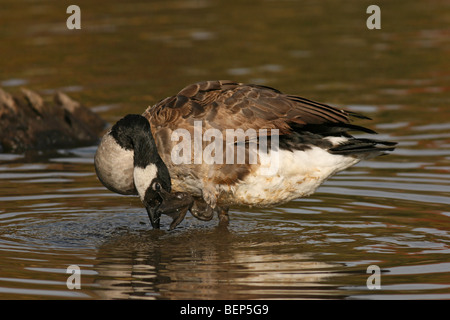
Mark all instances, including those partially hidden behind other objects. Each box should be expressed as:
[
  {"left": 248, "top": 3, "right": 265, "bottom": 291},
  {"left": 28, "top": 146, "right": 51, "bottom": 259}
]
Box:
[
  {"left": 133, "top": 164, "right": 158, "bottom": 200},
  {"left": 225, "top": 147, "right": 360, "bottom": 207}
]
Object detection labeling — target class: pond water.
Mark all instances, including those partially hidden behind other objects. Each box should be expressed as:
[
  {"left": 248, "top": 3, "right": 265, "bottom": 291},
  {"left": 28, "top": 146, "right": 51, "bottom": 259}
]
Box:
[{"left": 0, "top": 0, "right": 449, "bottom": 299}]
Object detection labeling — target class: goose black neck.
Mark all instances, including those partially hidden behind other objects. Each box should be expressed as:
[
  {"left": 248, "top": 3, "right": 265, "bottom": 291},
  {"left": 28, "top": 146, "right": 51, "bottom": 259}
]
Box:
[
  {"left": 111, "top": 114, "right": 162, "bottom": 168},
  {"left": 133, "top": 130, "right": 162, "bottom": 169}
]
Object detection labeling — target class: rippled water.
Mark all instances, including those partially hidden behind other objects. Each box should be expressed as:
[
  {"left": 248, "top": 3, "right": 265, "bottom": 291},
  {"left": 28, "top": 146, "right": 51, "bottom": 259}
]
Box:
[{"left": 1, "top": 0, "right": 450, "bottom": 299}]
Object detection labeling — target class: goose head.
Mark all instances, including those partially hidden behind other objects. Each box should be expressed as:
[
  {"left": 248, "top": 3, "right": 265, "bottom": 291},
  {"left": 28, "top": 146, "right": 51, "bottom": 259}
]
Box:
[{"left": 109, "top": 114, "right": 193, "bottom": 229}]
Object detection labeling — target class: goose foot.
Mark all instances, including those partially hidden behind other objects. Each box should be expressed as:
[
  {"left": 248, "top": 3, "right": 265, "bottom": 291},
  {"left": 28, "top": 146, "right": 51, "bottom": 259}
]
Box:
[
  {"left": 156, "top": 191, "right": 194, "bottom": 230},
  {"left": 190, "top": 199, "right": 230, "bottom": 227},
  {"left": 190, "top": 199, "right": 215, "bottom": 221}
]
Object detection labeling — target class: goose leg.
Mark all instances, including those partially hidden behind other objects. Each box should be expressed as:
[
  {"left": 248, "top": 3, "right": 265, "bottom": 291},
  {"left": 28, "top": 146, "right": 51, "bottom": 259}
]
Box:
[{"left": 217, "top": 206, "right": 230, "bottom": 227}]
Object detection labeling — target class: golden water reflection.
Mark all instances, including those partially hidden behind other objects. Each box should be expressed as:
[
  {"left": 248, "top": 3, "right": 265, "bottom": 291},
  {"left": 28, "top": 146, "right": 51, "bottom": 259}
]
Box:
[{"left": 94, "top": 229, "right": 344, "bottom": 299}]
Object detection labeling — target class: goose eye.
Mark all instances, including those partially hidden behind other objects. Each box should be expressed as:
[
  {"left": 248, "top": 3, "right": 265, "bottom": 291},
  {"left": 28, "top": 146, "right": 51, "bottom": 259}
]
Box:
[{"left": 152, "top": 182, "right": 161, "bottom": 191}]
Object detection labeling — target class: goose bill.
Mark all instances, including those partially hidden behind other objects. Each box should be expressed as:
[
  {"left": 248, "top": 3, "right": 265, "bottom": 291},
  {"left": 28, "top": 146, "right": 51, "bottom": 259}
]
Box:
[{"left": 145, "top": 205, "right": 161, "bottom": 229}]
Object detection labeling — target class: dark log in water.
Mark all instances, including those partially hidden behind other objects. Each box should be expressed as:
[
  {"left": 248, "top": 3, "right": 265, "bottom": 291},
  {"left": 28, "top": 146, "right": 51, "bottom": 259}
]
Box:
[{"left": 0, "top": 88, "right": 107, "bottom": 153}]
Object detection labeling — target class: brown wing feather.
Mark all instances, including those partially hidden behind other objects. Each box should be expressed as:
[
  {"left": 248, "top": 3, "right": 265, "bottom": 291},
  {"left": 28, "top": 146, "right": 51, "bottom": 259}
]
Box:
[{"left": 143, "top": 80, "right": 358, "bottom": 136}]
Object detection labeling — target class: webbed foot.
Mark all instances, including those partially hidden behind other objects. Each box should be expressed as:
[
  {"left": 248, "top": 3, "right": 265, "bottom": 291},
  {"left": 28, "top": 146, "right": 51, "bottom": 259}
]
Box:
[
  {"left": 190, "top": 199, "right": 215, "bottom": 221},
  {"left": 156, "top": 190, "right": 194, "bottom": 230},
  {"left": 190, "top": 199, "right": 230, "bottom": 227}
]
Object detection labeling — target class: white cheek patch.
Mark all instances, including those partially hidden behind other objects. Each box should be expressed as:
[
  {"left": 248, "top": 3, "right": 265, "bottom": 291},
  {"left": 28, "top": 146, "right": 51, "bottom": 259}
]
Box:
[{"left": 133, "top": 164, "right": 158, "bottom": 200}]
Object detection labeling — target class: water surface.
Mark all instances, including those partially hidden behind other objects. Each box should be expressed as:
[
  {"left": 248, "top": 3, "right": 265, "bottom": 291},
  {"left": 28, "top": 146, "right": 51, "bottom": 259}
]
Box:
[{"left": 0, "top": 0, "right": 449, "bottom": 299}]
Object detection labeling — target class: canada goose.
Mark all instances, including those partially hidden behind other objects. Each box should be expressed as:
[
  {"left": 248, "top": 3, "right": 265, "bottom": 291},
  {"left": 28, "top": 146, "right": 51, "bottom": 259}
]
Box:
[{"left": 94, "top": 80, "right": 396, "bottom": 230}]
